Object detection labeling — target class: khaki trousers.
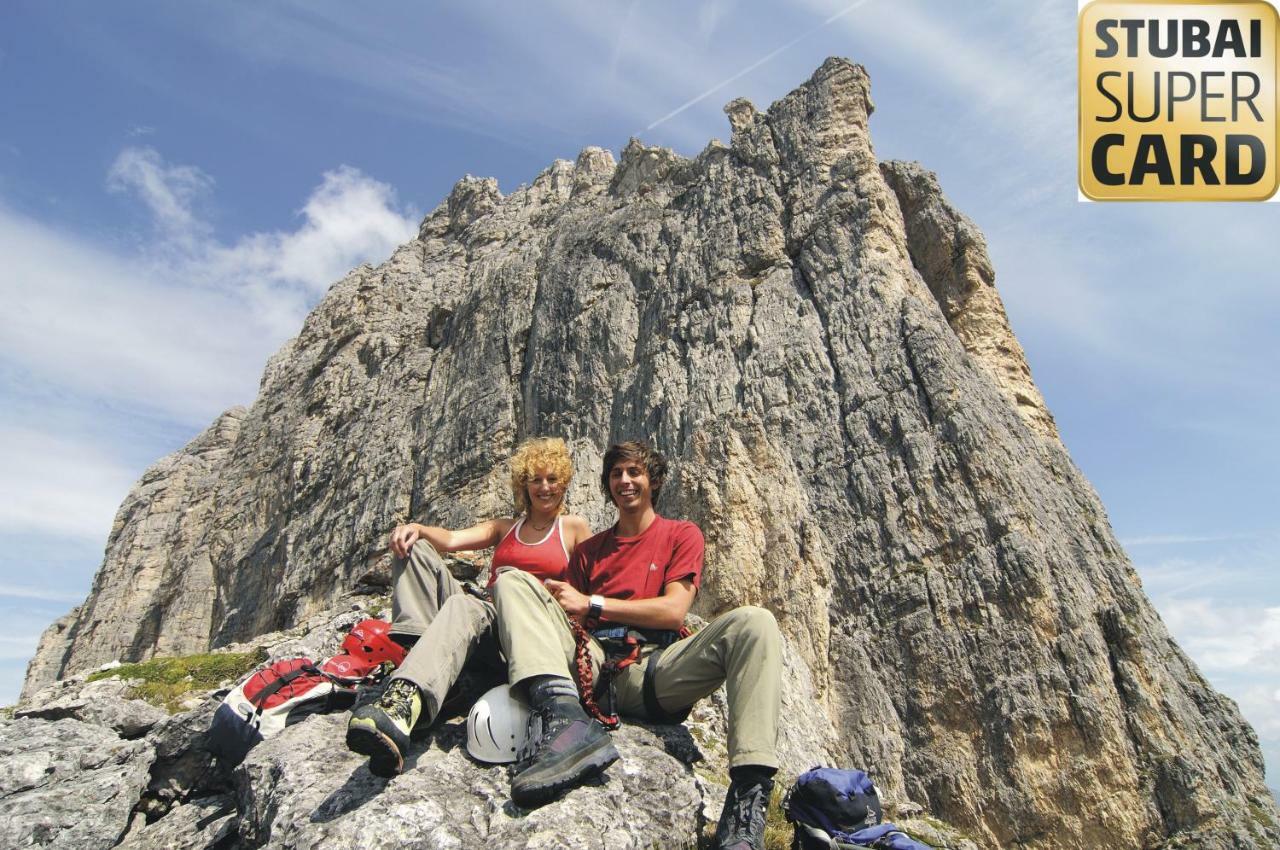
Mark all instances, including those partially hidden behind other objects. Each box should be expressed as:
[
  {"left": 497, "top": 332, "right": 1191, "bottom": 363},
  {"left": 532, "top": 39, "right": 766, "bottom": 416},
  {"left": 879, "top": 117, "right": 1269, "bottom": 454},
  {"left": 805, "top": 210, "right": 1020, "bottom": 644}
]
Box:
[
  {"left": 388, "top": 540, "right": 500, "bottom": 721},
  {"left": 492, "top": 569, "right": 781, "bottom": 769}
]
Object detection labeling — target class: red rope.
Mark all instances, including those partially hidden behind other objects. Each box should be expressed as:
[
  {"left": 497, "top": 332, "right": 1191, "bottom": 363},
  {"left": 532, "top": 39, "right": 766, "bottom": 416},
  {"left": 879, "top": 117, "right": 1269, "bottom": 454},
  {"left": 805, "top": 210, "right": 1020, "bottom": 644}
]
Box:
[
  {"left": 568, "top": 622, "right": 693, "bottom": 729},
  {"left": 570, "top": 619, "right": 624, "bottom": 729}
]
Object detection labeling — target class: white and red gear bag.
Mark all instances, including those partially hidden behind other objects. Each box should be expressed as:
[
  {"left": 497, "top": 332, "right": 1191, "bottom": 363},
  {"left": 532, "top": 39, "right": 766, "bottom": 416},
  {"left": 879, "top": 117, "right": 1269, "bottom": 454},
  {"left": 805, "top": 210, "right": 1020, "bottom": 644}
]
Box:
[{"left": 208, "top": 620, "right": 400, "bottom": 766}]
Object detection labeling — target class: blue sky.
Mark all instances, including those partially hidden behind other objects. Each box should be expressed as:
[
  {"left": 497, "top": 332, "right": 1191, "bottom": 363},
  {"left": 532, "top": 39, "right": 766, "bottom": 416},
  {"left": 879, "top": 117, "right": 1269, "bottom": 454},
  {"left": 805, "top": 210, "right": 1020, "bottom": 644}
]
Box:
[{"left": 1, "top": 1, "right": 1277, "bottom": 780}]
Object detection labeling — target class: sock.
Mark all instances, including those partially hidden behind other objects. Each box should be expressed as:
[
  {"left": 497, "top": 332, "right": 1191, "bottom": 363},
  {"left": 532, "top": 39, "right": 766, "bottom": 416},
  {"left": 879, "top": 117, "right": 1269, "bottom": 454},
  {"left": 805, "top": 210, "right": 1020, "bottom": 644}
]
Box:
[
  {"left": 729, "top": 764, "right": 777, "bottom": 787},
  {"left": 526, "top": 675, "right": 585, "bottom": 717}
]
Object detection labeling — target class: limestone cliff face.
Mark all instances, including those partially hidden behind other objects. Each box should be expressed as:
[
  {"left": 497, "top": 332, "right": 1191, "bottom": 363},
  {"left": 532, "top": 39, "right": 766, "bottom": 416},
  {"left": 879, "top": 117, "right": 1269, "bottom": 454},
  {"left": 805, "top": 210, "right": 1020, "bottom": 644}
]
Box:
[{"left": 23, "top": 59, "right": 1278, "bottom": 848}]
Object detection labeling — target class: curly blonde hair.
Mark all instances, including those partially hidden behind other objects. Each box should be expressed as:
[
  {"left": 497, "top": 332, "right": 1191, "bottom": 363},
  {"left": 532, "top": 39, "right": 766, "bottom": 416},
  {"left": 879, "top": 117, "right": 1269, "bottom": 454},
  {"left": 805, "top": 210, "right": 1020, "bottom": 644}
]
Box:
[{"left": 510, "top": 437, "right": 574, "bottom": 515}]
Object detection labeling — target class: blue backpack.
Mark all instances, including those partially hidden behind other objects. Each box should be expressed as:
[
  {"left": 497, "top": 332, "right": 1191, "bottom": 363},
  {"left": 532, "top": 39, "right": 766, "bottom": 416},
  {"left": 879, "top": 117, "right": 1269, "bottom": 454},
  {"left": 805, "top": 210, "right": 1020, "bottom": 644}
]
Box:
[{"left": 784, "top": 768, "right": 934, "bottom": 850}]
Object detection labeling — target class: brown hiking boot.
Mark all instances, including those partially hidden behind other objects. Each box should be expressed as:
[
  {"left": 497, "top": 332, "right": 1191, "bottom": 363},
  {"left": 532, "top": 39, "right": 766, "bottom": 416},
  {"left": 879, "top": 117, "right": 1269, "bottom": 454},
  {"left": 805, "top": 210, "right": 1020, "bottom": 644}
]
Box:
[{"left": 509, "top": 699, "right": 619, "bottom": 808}]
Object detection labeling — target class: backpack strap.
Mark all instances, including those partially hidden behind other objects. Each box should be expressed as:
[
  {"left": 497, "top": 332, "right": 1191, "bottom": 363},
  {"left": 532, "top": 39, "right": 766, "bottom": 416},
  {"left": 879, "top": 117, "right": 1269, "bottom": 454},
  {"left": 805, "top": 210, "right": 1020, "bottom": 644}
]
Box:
[
  {"left": 793, "top": 821, "right": 841, "bottom": 848},
  {"left": 247, "top": 663, "right": 324, "bottom": 715}
]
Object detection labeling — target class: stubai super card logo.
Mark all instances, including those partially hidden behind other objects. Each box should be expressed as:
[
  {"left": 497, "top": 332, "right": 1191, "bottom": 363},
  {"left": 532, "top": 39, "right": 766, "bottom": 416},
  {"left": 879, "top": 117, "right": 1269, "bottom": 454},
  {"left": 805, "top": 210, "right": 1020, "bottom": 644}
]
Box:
[{"left": 1079, "top": 0, "right": 1279, "bottom": 200}]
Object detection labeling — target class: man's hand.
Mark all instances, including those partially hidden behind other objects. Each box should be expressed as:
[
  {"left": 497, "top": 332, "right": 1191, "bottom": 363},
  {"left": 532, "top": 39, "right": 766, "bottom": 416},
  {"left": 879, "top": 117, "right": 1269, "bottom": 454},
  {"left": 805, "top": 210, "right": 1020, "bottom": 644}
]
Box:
[
  {"left": 389, "top": 523, "right": 421, "bottom": 559},
  {"left": 544, "top": 578, "right": 590, "bottom": 622}
]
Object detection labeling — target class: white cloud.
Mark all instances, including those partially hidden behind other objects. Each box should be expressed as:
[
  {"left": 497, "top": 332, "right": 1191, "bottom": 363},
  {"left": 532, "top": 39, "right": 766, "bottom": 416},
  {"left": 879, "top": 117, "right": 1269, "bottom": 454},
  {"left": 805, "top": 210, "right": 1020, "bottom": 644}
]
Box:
[
  {"left": 211, "top": 165, "right": 419, "bottom": 296},
  {"left": 190, "top": 7, "right": 535, "bottom": 147},
  {"left": 0, "top": 147, "right": 420, "bottom": 549},
  {"left": 0, "top": 428, "right": 137, "bottom": 538},
  {"left": 107, "top": 145, "right": 214, "bottom": 246},
  {"left": 0, "top": 149, "right": 419, "bottom": 423},
  {"left": 807, "top": 0, "right": 1074, "bottom": 155},
  {"left": 1136, "top": 556, "right": 1243, "bottom": 597},
  {"left": 0, "top": 583, "right": 84, "bottom": 604},
  {"left": 1137, "top": 543, "right": 1280, "bottom": 775},
  {"left": 698, "top": 0, "right": 738, "bottom": 41},
  {"left": 0, "top": 205, "right": 277, "bottom": 423},
  {"left": 1123, "top": 533, "right": 1254, "bottom": 547},
  {"left": 607, "top": 1, "right": 642, "bottom": 79},
  {"left": 1158, "top": 600, "right": 1280, "bottom": 673},
  {"left": 1234, "top": 685, "right": 1280, "bottom": 740},
  {"left": 230, "top": 2, "right": 738, "bottom": 151},
  {"left": 644, "top": 0, "right": 877, "bottom": 133},
  {"left": 0, "top": 635, "right": 41, "bottom": 662}
]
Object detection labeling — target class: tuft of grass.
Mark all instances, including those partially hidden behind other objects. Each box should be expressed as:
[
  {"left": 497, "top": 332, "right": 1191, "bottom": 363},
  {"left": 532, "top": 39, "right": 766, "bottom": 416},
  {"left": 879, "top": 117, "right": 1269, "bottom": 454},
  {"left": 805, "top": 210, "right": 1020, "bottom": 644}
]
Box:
[
  {"left": 1248, "top": 798, "right": 1277, "bottom": 828},
  {"left": 898, "top": 812, "right": 984, "bottom": 848},
  {"left": 763, "top": 784, "right": 792, "bottom": 850},
  {"left": 87, "top": 648, "right": 266, "bottom": 713},
  {"left": 694, "top": 772, "right": 794, "bottom": 850}
]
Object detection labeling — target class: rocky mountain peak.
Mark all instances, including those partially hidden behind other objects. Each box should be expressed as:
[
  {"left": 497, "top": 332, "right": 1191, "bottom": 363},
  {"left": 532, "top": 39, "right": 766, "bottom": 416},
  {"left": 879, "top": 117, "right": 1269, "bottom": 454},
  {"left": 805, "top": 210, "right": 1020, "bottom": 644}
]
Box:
[{"left": 14, "top": 57, "right": 1277, "bottom": 849}]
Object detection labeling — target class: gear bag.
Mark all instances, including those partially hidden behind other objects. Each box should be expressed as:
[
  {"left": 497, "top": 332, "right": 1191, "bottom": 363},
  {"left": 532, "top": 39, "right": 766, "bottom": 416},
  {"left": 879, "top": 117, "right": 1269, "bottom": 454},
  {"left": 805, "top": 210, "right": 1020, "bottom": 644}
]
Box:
[
  {"left": 784, "top": 767, "right": 933, "bottom": 849},
  {"left": 208, "top": 654, "right": 382, "bottom": 767}
]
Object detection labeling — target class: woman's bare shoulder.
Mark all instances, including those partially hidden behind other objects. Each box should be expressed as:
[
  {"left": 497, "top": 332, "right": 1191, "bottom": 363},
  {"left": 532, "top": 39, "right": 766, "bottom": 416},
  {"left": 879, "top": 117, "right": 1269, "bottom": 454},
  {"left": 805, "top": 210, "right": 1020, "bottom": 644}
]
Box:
[
  {"left": 562, "top": 514, "right": 593, "bottom": 545},
  {"left": 562, "top": 513, "right": 591, "bottom": 530}
]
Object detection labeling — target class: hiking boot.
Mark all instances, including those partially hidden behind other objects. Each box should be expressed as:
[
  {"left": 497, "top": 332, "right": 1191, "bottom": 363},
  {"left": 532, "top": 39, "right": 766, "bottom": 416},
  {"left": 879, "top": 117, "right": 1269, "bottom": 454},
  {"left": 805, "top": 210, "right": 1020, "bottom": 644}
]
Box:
[
  {"left": 345, "top": 678, "right": 422, "bottom": 777},
  {"left": 713, "top": 774, "right": 774, "bottom": 850},
  {"left": 509, "top": 700, "right": 619, "bottom": 808}
]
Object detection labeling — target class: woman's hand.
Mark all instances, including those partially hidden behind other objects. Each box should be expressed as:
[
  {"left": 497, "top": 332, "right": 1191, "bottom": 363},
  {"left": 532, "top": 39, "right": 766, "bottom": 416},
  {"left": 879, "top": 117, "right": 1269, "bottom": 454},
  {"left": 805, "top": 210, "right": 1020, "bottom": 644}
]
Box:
[
  {"left": 544, "top": 578, "right": 589, "bottom": 622},
  {"left": 389, "top": 523, "right": 421, "bottom": 558}
]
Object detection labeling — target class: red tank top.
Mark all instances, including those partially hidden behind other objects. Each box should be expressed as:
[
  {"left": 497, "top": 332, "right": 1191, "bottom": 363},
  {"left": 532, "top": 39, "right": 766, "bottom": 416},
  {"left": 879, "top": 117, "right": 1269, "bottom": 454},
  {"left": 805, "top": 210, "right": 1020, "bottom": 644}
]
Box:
[{"left": 488, "top": 516, "right": 571, "bottom": 588}]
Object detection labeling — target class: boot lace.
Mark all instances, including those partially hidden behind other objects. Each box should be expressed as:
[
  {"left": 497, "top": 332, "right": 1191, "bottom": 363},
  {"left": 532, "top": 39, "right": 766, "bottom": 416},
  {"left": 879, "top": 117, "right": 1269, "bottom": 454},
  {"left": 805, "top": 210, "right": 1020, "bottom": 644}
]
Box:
[
  {"left": 378, "top": 679, "right": 417, "bottom": 724},
  {"left": 515, "top": 704, "right": 549, "bottom": 769},
  {"left": 514, "top": 702, "right": 580, "bottom": 772}
]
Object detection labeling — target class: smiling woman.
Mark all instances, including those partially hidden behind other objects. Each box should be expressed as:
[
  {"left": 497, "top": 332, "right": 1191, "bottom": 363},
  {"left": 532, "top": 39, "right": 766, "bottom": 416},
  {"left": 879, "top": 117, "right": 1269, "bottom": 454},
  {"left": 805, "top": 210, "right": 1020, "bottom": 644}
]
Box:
[
  {"left": 510, "top": 437, "right": 576, "bottom": 516},
  {"left": 346, "top": 436, "right": 592, "bottom": 777}
]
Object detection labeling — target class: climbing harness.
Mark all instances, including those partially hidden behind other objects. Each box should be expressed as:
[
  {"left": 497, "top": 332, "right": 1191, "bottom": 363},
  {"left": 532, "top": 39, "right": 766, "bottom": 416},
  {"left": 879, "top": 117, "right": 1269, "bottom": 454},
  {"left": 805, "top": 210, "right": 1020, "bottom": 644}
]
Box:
[{"left": 569, "top": 620, "right": 692, "bottom": 728}]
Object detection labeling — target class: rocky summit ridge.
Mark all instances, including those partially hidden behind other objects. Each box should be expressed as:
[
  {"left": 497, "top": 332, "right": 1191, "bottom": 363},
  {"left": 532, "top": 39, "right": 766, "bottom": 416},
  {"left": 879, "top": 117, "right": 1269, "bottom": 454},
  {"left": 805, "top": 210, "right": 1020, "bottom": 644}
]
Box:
[{"left": 12, "top": 58, "right": 1278, "bottom": 849}]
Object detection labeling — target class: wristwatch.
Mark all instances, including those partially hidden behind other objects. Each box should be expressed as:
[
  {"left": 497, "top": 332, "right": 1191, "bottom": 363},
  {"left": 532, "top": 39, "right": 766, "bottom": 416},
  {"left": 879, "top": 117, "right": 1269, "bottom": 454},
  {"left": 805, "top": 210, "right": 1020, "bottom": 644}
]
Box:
[{"left": 587, "top": 594, "right": 605, "bottom": 625}]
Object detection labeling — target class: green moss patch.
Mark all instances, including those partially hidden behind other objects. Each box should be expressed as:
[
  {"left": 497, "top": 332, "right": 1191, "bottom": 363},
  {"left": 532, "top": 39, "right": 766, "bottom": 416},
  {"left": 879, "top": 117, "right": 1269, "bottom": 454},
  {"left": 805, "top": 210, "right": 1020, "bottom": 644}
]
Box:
[{"left": 87, "top": 649, "right": 266, "bottom": 713}]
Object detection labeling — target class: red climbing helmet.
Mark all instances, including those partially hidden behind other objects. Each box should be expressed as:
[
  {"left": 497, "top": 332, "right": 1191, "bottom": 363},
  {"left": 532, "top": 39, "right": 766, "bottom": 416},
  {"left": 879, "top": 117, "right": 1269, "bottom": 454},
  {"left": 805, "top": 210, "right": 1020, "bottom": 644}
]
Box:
[{"left": 341, "top": 619, "right": 407, "bottom": 667}]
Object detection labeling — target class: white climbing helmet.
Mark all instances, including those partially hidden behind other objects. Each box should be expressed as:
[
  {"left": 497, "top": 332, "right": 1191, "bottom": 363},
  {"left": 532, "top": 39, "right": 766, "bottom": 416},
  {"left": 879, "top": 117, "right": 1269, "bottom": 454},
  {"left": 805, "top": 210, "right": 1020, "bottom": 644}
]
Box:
[{"left": 466, "top": 683, "right": 532, "bottom": 764}]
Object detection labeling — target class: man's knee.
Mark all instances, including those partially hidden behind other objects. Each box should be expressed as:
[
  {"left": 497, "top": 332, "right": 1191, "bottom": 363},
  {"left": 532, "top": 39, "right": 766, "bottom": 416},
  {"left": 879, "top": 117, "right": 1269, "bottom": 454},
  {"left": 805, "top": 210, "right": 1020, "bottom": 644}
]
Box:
[
  {"left": 492, "top": 567, "right": 542, "bottom": 599},
  {"left": 408, "top": 538, "right": 438, "bottom": 560},
  {"left": 724, "top": 605, "right": 778, "bottom": 638}
]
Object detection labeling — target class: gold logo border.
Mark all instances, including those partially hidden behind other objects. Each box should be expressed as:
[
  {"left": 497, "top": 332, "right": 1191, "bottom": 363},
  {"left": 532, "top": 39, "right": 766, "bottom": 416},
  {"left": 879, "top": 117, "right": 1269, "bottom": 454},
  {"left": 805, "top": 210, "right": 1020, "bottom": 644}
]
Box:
[{"left": 1078, "top": 0, "right": 1280, "bottom": 201}]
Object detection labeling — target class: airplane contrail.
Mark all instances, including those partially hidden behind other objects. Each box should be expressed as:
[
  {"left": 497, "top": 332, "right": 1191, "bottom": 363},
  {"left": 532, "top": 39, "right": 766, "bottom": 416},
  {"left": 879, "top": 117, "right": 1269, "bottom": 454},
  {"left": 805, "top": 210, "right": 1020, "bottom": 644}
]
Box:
[{"left": 644, "top": 0, "right": 877, "bottom": 132}]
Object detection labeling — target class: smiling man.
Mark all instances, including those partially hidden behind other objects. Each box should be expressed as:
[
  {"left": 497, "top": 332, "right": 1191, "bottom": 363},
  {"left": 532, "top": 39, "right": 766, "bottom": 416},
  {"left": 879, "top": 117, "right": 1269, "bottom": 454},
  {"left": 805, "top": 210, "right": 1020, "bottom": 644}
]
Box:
[{"left": 490, "top": 440, "right": 782, "bottom": 850}]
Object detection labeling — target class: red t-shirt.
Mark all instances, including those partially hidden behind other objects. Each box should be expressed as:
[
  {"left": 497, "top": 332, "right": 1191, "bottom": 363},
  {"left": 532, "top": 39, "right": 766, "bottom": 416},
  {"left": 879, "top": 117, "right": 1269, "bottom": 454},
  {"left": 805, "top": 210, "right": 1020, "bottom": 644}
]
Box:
[{"left": 566, "top": 515, "right": 704, "bottom": 619}]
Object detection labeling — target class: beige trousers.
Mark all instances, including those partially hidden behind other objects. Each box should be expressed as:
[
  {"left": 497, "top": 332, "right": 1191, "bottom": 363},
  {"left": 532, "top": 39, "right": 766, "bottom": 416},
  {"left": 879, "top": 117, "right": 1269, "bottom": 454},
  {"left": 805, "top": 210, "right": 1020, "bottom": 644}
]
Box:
[
  {"left": 388, "top": 540, "right": 499, "bottom": 721},
  {"left": 491, "top": 569, "right": 781, "bottom": 769}
]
